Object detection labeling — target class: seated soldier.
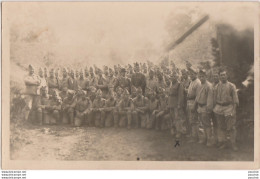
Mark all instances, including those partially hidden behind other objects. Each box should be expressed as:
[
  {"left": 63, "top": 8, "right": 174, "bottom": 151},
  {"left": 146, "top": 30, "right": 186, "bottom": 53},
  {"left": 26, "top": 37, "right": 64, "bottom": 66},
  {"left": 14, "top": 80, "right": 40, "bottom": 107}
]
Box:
[
  {"left": 155, "top": 88, "right": 170, "bottom": 130},
  {"left": 132, "top": 87, "right": 149, "bottom": 128},
  {"left": 61, "top": 90, "right": 77, "bottom": 126},
  {"left": 147, "top": 91, "right": 159, "bottom": 129},
  {"left": 36, "top": 86, "right": 49, "bottom": 125},
  {"left": 90, "top": 89, "right": 106, "bottom": 127},
  {"left": 114, "top": 89, "right": 133, "bottom": 129},
  {"left": 74, "top": 90, "right": 92, "bottom": 127},
  {"left": 43, "top": 90, "right": 62, "bottom": 124},
  {"left": 101, "top": 91, "right": 117, "bottom": 128}
]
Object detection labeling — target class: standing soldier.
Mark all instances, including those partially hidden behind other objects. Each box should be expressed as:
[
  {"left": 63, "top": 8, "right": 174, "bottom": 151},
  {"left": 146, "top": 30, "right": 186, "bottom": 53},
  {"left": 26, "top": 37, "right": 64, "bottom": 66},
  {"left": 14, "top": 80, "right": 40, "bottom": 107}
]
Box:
[
  {"left": 90, "top": 89, "right": 106, "bottom": 127},
  {"left": 44, "top": 67, "right": 48, "bottom": 79},
  {"left": 131, "top": 63, "right": 146, "bottom": 95},
  {"left": 96, "top": 69, "right": 109, "bottom": 97},
  {"left": 62, "top": 90, "right": 77, "bottom": 126},
  {"left": 60, "top": 68, "right": 70, "bottom": 91},
  {"left": 24, "top": 64, "right": 41, "bottom": 121},
  {"left": 54, "top": 68, "right": 60, "bottom": 89},
  {"left": 132, "top": 87, "right": 150, "bottom": 128},
  {"left": 77, "top": 70, "right": 89, "bottom": 91},
  {"left": 211, "top": 70, "right": 220, "bottom": 145},
  {"left": 75, "top": 69, "right": 79, "bottom": 79},
  {"left": 84, "top": 67, "right": 89, "bottom": 78},
  {"left": 114, "top": 68, "right": 131, "bottom": 94},
  {"left": 168, "top": 73, "right": 185, "bottom": 139},
  {"left": 114, "top": 89, "right": 133, "bottom": 128},
  {"left": 38, "top": 67, "right": 47, "bottom": 93},
  {"left": 74, "top": 90, "right": 92, "bottom": 127},
  {"left": 89, "top": 67, "right": 97, "bottom": 88},
  {"left": 68, "top": 69, "right": 78, "bottom": 90},
  {"left": 195, "top": 69, "right": 214, "bottom": 146},
  {"left": 47, "top": 68, "right": 59, "bottom": 96},
  {"left": 107, "top": 68, "right": 116, "bottom": 93},
  {"left": 213, "top": 70, "right": 239, "bottom": 151},
  {"left": 102, "top": 91, "right": 117, "bottom": 127},
  {"left": 146, "top": 69, "right": 157, "bottom": 93},
  {"left": 187, "top": 68, "right": 201, "bottom": 142}
]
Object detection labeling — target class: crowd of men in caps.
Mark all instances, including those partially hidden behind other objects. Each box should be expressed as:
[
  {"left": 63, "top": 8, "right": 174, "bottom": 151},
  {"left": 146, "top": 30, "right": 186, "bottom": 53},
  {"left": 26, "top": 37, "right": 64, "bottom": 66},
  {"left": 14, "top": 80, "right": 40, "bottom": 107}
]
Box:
[{"left": 23, "top": 60, "right": 239, "bottom": 151}]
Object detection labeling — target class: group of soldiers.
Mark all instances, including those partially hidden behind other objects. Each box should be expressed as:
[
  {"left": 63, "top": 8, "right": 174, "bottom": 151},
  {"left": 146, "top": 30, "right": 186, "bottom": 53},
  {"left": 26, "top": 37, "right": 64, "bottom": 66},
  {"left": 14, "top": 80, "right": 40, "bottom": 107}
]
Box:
[{"left": 23, "top": 60, "right": 239, "bottom": 151}]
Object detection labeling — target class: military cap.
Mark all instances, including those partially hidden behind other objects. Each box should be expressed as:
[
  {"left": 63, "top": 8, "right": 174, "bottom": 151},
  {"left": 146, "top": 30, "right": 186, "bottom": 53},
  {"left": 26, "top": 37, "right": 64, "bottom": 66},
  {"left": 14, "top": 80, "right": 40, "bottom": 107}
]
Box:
[
  {"left": 199, "top": 69, "right": 207, "bottom": 75},
  {"left": 28, "top": 64, "right": 34, "bottom": 70},
  {"left": 96, "top": 89, "right": 103, "bottom": 96}
]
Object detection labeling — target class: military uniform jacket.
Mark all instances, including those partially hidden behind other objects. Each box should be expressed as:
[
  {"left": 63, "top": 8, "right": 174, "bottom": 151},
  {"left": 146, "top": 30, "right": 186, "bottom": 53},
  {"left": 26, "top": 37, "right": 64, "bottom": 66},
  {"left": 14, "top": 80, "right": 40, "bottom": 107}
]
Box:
[
  {"left": 132, "top": 96, "right": 149, "bottom": 112},
  {"left": 92, "top": 98, "right": 106, "bottom": 109},
  {"left": 47, "top": 77, "right": 59, "bottom": 89},
  {"left": 62, "top": 96, "right": 77, "bottom": 109},
  {"left": 24, "top": 74, "right": 41, "bottom": 95},
  {"left": 60, "top": 77, "right": 70, "bottom": 90},
  {"left": 114, "top": 76, "right": 131, "bottom": 92},
  {"left": 131, "top": 73, "right": 146, "bottom": 93},
  {"left": 68, "top": 77, "right": 78, "bottom": 90}
]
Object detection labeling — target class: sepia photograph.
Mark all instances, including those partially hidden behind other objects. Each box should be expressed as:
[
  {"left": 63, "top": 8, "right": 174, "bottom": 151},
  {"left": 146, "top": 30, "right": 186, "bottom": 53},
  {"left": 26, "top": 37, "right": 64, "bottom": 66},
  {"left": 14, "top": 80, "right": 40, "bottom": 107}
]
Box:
[{"left": 1, "top": 2, "right": 259, "bottom": 169}]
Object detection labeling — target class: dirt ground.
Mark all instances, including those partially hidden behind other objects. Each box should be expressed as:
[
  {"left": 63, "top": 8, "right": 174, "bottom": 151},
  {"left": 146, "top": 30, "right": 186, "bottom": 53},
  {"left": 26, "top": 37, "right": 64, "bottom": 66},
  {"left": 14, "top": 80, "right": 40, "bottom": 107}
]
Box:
[{"left": 10, "top": 123, "right": 254, "bottom": 161}]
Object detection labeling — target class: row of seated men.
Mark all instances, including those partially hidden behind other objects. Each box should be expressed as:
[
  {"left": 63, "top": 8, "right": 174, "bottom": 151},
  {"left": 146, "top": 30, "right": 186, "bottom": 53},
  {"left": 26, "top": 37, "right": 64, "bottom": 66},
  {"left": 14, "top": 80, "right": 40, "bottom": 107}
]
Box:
[{"left": 31, "top": 86, "right": 172, "bottom": 132}]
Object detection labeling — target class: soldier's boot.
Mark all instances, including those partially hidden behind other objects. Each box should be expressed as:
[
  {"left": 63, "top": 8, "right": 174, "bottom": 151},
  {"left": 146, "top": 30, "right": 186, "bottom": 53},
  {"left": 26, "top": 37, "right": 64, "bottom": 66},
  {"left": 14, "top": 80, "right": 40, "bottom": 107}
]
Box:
[
  {"left": 36, "top": 108, "right": 43, "bottom": 125},
  {"left": 113, "top": 112, "right": 119, "bottom": 128},
  {"left": 198, "top": 127, "right": 206, "bottom": 144},
  {"left": 127, "top": 112, "right": 132, "bottom": 129},
  {"left": 229, "top": 129, "right": 238, "bottom": 151},
  {"left": 205, "top": 127, "right": 213, "bottom": 147}
]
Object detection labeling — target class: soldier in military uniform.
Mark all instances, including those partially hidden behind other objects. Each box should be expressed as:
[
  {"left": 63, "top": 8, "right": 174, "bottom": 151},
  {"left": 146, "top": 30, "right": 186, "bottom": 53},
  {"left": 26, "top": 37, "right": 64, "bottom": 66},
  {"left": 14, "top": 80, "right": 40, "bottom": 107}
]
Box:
[
  {"left": 114, "top": 89, "right": 133, "bottom": 128},
  {"left": 44, "top": 67, "right": 48, "bottom": 79},
  {"left": 24, "top": 64, "right": 41, "bottom": 122},
  {"left": 213, "top": 70, "right": 239, "bottom": 151},
  {"left": 60, "top": 68, "right": 70, "bottom": 91},
  {"left": 90, "top": 89, "right": 106, "bottom": 127},
  {"left": 96, "top": 69, "right": 109, "bottom": 97},
  {"left": 74, "top": 90, "right": 92, "bottom": 127},
  {"left": 62, "top": 90, "right": 77, "bottom": 126},
  {"left": 168, "top": 73, "right": 185, "bottom": 139},
  {"left": 75, "top": 69, "right": 79, "bottom": 79},
  {"left": 212, "top": 71, "right": 220, "bottom": 145},
  {"left": 107, "top": 68, "right": 116, "bottom": 93},
  {"left": 131, "top": 63, "right": 146, "bottom": 95},
  {"left": 155, "top": 88, "right": 170, "bottom": 130},
  {"left": 77, "top": 70, "right": 89, "bottom": 91},
  {"left": 47, "top": 68, "right": 59, "bottom": 96},
  {"left": 186, "top": 68, "right": 201, "bottom": 142},
  {"left": 195, "top": 69, "right": 214, "bottom": 146},
  {"left": 147, "top": 91, "right": 159, "bottom": 129},
  {"left": 146, "top": 69, "right": 158, "bottom": 95},
  {"left": 114, "top": 68, "right": 131, "bottom": 94},
  {"left": 89, "top": 67, "right": 97, "bottom": 88},
  {"left": 38, "top": 88, "right": 62, "bottom": 125},
  {"left": 36, "top": 86, "right": 49, "bottom": 125},
  {"left": 102, "top": 91, "right": 117, "bottom": 127},
  {"left": 68, "top": 69, "right": 78, "bottom": 90},
  {"left": 38, "top": 67, "right": 47, "bottom": 94},
  {"left": 132, "top": 87, "right": 150, "bottom": 128}
]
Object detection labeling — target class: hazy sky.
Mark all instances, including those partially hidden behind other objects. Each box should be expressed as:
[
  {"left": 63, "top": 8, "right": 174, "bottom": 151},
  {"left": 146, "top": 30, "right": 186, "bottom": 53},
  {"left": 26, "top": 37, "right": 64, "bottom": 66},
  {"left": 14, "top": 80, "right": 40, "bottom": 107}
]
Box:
[{"left": 4, "top": 2, "right": 257, "bottom": 67}]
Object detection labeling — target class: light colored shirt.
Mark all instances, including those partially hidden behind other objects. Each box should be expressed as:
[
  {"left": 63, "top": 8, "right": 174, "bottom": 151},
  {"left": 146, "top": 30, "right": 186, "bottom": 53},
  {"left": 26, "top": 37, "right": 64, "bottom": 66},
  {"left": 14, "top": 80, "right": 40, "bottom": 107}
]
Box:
[
  {"left": 195, "top": 81, "right": 213, "bottom": 113},
  {"left": 187, "top": 78, "right": 201, "bottom": 99},
  {"left": 24, "top": 74, "right": 41, "bottom": 95}
]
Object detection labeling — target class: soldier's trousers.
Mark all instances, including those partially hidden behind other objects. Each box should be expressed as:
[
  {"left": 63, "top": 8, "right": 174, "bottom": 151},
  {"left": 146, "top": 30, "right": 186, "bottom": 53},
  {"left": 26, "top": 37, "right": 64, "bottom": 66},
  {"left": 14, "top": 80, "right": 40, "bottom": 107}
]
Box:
[
  {"left": 24, "top": 95, "right": 41, "bottom": 122},
  {"left": 198, "top": 112, "right": 212, "bottom": 144},
  {"left": 101, "top": 111, "right": 115, "bottom": 127},
  {"left": 132, "top": 111, "right": 149, "bottom": 128},
  {"left": 215, "top": 114, "right": 237, "bottom": 145},
  {"left": 75, "top": 111, "right": 87, "bottom": 127},
  {"left": 88, "top": 111, "right": 102, "bottom": 127},
  {"left": 169, "top": 107, "right": 184, "bottom": 138},
  {"left": 62, "top": 108, "right": 74, "bottom": 125},
  {"left": 187, "top": 100, "right": 199, "bottom": 140},
  {"left": 114, "top": 110, "right": 132, "bottom": 128}
]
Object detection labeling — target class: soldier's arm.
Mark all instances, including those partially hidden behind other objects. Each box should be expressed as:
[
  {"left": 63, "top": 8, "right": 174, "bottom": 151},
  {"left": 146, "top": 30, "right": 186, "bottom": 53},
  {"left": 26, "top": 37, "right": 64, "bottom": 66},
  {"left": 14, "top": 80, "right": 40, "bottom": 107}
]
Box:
[
  {"left": 24, "top": 76, "right": 40, "bottom": 86},
  {"left": 231, "top": 84, "right": 239, "bottom": 106},
  {"left": 206, "top": 85, "right": 214, "bottom": 112}
]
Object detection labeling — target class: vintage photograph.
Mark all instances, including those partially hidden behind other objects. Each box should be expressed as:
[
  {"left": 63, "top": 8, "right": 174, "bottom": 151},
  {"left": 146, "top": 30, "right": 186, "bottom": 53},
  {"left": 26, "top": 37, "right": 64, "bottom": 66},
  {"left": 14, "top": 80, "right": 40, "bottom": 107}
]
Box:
[{"left": 2, "top": 2, "right": 259, "bottom": 168}]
